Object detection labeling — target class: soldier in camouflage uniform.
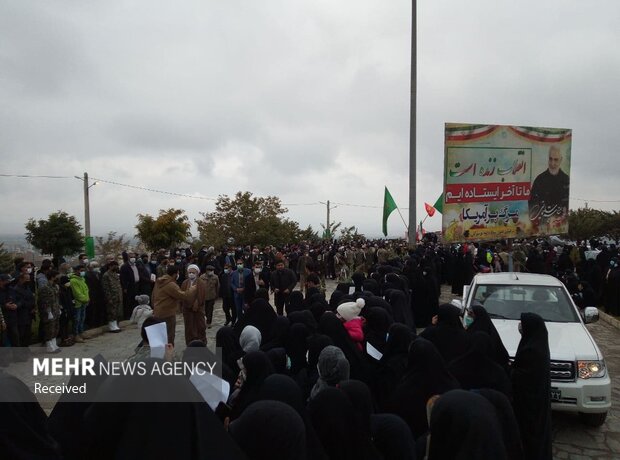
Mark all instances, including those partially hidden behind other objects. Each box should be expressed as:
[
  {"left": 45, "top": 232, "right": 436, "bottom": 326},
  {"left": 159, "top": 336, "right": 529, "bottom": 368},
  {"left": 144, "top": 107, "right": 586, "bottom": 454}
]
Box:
[
  {"left": 102, "top": 260, "right": 123, "bottom": 332},
  {"left": 37, "top": 270, "right": 62, "bottom": 353}
]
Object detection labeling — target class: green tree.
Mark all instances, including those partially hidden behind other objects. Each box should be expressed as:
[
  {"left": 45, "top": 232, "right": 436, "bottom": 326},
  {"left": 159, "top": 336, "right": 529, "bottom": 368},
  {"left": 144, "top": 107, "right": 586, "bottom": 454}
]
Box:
[
  {"left": 135, "top": 208, "right": 192, "bottom": 251},
  {"left": 0, "top": 242, "right": 13, "bottom": 274},
  {"left": 299, "top": 225, "right": 321, "bottom": 243},
  {"left": 320, "top": 221, "right": 341, "bottom": 239},
  {"left": 95, "top": 231, "right": 131, "bottom": 257},
  {"left": 196, "top": 192, "right": 302, "bottom": 247},
  {"left": 337, "top": 225, "right": 365, "bottom": 244},
  {"left": 567, "top": 208, "right": 609, "bottom": 241},
  {"left": 602, "top": 210, "right": 620, "bottom": 243},
  {"left": 25, "top": 211, "right": 84, "bottom": 262}
]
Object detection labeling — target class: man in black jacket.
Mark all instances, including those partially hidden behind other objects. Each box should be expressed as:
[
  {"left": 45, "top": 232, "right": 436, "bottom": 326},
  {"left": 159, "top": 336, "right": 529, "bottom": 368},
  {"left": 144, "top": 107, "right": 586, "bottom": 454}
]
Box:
[{"left": 270, "top": 260, "right": 297, "bottom": 315}]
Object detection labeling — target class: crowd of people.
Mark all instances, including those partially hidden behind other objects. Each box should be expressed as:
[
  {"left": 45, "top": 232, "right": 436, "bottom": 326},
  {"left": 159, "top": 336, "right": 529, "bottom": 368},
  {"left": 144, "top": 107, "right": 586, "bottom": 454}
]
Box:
[{"left": 1, "top": 236, "right": 619, "bottom": 459}]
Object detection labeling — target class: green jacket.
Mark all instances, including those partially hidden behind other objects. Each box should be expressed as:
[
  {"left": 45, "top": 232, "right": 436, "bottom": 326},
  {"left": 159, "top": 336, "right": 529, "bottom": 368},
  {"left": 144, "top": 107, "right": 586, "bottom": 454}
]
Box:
[{"left": 69, "top": 274, "right": 90, "bottom": 307}]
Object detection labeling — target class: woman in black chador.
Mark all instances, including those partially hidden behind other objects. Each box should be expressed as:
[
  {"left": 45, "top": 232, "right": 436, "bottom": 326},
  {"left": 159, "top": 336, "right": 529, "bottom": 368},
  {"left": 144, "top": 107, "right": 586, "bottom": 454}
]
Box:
[{"left": 511, "top": 312, "right": 552, "bottom": 460}]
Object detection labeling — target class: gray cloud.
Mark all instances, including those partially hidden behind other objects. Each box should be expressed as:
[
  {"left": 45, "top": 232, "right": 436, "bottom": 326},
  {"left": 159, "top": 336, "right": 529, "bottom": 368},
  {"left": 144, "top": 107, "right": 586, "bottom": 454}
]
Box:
[{"left": 1, "top": 1, "right": 619, "bottom": 239}]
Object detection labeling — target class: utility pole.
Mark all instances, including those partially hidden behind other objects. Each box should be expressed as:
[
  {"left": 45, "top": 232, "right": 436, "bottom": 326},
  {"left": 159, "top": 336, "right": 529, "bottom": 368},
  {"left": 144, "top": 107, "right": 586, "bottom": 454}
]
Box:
[
  {"left": 83, "top": 172, "right": 90, "bottom": 237},
  {"left": 75, "top": 172, "right": 97, "bottom": 237},
  {"left": 319, "top": 200, "right": 337, "bottom": 238},
  {"left": 326, "top": 200, "right": 330, "bottom": 237},
  {"left": 408, "top": 0, "right": 417, "bottom": 247}
]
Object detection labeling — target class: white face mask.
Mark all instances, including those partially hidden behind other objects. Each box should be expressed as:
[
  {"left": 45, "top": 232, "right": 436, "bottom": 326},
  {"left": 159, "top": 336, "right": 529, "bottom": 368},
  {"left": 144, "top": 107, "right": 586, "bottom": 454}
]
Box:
[
  {"left": 129, "top": 257, "right": 136, "bottom": 264},
  {"left": 26, "top": 268, "right": 32, "bottom": 274},
  {"left": 188, "top": 273, "right": 197, "bottom": 280},
  {"left": 254, "top": 268, "right": 262, "bottom": 274},
  {"left": 224, "top": 269, "right": 230, "bottom": 274},
  {"left": 82, "top": 259, "right": 89, "bottom": 265}
]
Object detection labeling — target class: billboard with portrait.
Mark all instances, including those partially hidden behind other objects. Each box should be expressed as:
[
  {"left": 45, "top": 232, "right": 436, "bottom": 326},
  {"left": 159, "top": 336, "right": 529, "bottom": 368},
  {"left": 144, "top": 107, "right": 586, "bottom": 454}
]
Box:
[{"left": 442, "top": 123, "right": 571, "bottom": 243}]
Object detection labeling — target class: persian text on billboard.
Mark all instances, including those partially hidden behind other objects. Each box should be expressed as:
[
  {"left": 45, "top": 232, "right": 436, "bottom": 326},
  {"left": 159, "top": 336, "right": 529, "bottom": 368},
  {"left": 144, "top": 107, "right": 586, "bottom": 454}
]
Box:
[{"left": 442, "top": 124, "right": 571, "bottom": 242}]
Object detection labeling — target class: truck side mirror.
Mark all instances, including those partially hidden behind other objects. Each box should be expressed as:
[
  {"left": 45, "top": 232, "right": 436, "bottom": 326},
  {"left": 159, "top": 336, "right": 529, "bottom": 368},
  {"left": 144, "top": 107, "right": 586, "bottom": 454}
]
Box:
[{"left": 584, "top": 306, "right": 599, "bottom": 324}]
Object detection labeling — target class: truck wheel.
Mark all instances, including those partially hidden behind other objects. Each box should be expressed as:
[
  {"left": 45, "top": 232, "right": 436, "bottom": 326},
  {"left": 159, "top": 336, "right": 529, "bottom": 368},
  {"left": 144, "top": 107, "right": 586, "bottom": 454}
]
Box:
[{"left": 579, "top": 412, "right": 607, "bottom": 427}]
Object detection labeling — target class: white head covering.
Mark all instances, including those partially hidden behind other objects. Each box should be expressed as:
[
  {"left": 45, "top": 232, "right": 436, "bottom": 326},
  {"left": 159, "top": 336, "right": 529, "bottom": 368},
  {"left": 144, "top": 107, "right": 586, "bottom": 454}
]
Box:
[
  {"left": 187, "top": 264, "right": 200, "bottom": 274},
  {"left": 239, "top": 326, "right": 262, "bottom": 353}
]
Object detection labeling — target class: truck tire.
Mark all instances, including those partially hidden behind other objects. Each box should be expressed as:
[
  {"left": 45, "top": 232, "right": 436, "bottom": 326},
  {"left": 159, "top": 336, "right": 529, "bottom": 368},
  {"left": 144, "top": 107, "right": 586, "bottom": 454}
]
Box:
[{"left": 579, "top": 412, "right": 607, "bottom": 427}]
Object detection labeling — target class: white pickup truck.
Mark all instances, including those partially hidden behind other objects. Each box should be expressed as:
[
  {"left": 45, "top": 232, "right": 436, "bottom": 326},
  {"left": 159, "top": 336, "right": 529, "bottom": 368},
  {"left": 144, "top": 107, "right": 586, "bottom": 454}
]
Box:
[{"left": 452, "top": 272, "right": 611, "bottom": 427}]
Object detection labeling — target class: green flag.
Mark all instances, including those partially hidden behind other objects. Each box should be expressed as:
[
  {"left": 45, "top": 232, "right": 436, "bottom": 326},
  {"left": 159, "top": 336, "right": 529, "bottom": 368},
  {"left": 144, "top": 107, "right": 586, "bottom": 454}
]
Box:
[
  {"left": 433, "top": 193, "right": 444, "bottom": 214},
  {"left": 382, "top": 187, "right": 398, "bottom": 236}
]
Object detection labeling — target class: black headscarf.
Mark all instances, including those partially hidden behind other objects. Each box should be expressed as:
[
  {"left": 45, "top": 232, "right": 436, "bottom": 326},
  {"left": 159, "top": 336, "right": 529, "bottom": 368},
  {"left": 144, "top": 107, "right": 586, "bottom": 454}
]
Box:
[
  {"left": 352, "top": 271, "right": 366, "bottom": 291},
  {"left": 296, "top": 334, "right": 334, "bottom": 401},
  {"left": 307, "top": 334, "right": 334, "bottom": 370},
  {"left": 338, "top": 380, "right": 376, "bottom": 438},
  {"left": 286, "top": 322, "right": 310, "bottom": 374},
  {"left": 338, "top": 380, "right": 383, "bottom": 459},
  {"left": 287, "top": 291, "right": 305, "bottom": 314},
  {"left": 364, "top": 295, "right": 394, "bottom": 318},
  {"left": 370, "top": 414, "right": 417, "bottom": 460},
  {"left": 363, "top": 278, "right": 380, "bottom": 296},
  {"left": 229, "top": 351, "right": 274, "bottom": 420},
  {"left": 511, "top": 312, "right": 552, "bottom": 460},
  {"left": 261, "top": 315, "right": 290, "bottom": 351},
  {"left": 428, "top": 389, "right": 508, "bottom": 459},
  {"left": 420, "top": 304, "right": 469, "bottom": 363},
  {"left": 319, "top": 312, "right": 370, "bottom": 382},
  {"left": 329, "top": 290, "right": 345, "bottom": 311},
  {"left": 447, "top": 331, "right": 513, "bottom": 399},
  {"left": 234, "top": 298, "right": 277, "bottom": 340},
  {"left": 385, "top": 273, "right": 408, "bottom": 293},
  {"left": 310, "top": 301, "right": 327, "bottom": 324},
  {"left": 467, "top": 302, "right": 510, "bottom": 369},
  {"left": 385, "top": 289, "right": 414, "bottom": 327},
  {"left": 287, "top": 310, "right": 318, "bottom": 333},
  {"left": 47, "top": 354, "right": 108, "bottom": 460},
  {"left": 308, "top": 387, "right": 381, "bottom": 460},
  {"left": 364, "top": 307, "right": 392, "bottom": 354},
  {"left": 477, "top": 389, "right": 524, "bottom": 460},
  {"left": 375, "top": 324, "right": 415, "bottom": 409},
  {"left": 386, "top": 337, "right": 460, "bottom": 437},
  {"left": 217, "top": 326, "right": 243, "bottom": 374},
  {"left": 308, "top": 291, "right": 327, "bottom": 306},
  {"left": 82, "top": 362, "right": 246, "bottom": 460},
  {"left": 0, "top": 371, "right": 61, "bottom": 460},
  {"left": 257, "top": 375, "right": 328, "bottom": 460},
  {"left": 230, "top": 400, "right": 306, "bottom": 460}
]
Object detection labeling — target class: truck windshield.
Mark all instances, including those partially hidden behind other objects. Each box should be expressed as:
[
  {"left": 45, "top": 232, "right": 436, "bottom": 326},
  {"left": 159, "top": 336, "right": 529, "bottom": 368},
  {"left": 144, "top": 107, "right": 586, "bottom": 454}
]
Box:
[{"left": 471, "top": 284, "right": 581, "bottom": 323}]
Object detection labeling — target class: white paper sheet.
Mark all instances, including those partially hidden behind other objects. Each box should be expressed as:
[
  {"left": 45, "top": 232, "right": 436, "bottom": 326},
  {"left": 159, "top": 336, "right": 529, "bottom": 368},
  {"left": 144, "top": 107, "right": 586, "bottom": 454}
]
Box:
[
  {"left": 190, "top": 372, "right": 231, "bottom": 411},
  {"left": 150, "top": 273, "right": 156, "bottom": 282},
  {"left": 366, "top": 342, "right": 383, "bottom": 361},
  {"left": 348, "top": 286, "right": 355, "bottom": 295},
  {"left": 145, "top": 322, "right": 167, "bottom": 359}
]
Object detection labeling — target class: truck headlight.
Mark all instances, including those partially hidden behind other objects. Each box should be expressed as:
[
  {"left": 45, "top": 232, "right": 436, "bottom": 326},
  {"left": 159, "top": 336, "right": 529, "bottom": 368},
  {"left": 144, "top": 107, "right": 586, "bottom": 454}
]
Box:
[{"left": 577, "top": 360, "right": 606, "bottom": 379}]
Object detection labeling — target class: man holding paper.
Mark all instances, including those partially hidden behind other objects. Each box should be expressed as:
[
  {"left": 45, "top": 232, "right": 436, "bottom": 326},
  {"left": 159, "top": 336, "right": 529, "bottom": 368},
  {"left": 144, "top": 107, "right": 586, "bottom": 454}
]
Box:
[{"left": 152, "top": 264, "right": 197, "bottom": 345}]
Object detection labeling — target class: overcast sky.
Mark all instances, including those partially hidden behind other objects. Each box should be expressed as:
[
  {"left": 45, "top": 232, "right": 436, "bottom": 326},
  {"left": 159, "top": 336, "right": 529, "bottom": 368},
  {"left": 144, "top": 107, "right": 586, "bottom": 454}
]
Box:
[{"left": 1, "top": 1, "right": 619, "bottom": 241}]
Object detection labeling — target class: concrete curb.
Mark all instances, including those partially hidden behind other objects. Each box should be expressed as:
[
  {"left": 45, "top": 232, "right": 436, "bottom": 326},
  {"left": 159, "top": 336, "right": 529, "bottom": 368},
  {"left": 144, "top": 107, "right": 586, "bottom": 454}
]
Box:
[
  {"left": 82, "top": 320, "right": 135, "bottom": 339},
  {"left": 598, "top": 310, "right": 620, "bottom": 331}
]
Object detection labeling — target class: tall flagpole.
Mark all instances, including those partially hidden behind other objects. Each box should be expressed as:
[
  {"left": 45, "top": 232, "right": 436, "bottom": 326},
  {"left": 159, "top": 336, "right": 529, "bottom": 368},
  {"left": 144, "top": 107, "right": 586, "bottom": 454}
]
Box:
[{"left": 408, "top": 1, "right": 417, "bottom": 247}]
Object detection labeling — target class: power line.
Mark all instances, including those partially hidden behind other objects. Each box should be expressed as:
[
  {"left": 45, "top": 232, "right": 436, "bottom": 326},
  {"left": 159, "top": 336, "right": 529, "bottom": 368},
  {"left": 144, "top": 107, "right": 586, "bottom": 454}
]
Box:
[
  {"left": 282, "top": 202, "right": 321, "bottom": 206},
  {"left": 5, "top": 172, "right": 616, "bottom": 206},
  {"left": 89, "top": 177, "right": 218, "bottom": 201},
  {"left": 0, "top": 173, "right": 73, "bottom": 179}
]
